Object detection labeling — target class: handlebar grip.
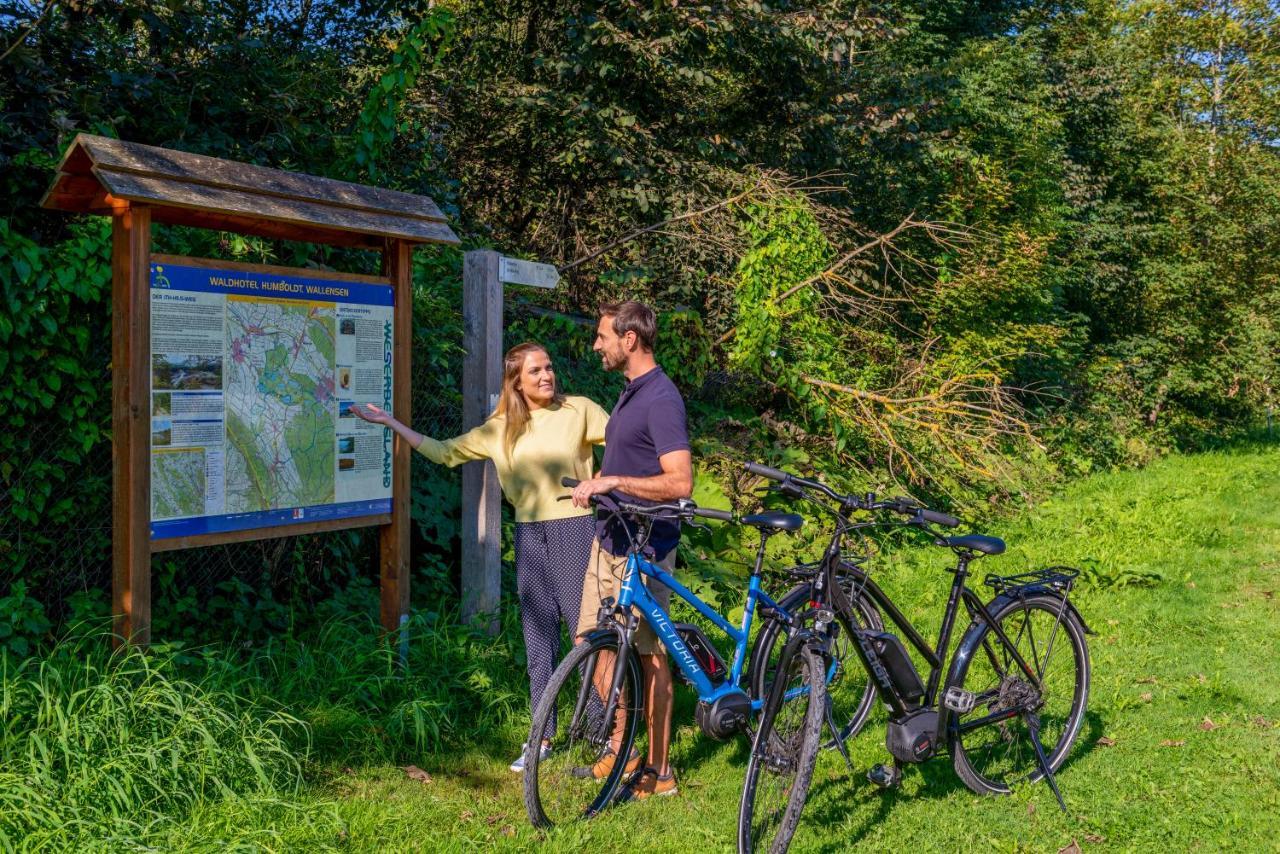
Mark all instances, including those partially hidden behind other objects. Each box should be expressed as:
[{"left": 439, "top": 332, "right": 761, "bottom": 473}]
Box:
[
  {"left": 745, "top": 462, "right": 788, "bottom": 481},
  {"left": 920, "top": 508, "right": 960, "bottom": 528},
  {"left": 694, "top": 507, "right": 734, "bottom": 522},
  {"left": 561, "top": 477, "right": 580, "bottom": 488}
]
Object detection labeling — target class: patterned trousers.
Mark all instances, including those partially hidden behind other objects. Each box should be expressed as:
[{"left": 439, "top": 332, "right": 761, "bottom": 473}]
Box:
[{"left": 514, "top": 514, "right": 595, "bottom": 734}]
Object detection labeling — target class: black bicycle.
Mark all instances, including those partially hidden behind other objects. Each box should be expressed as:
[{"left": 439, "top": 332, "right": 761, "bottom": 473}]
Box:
[{"left": 742, "top": 462, "right": 1092, "bottom": 811}]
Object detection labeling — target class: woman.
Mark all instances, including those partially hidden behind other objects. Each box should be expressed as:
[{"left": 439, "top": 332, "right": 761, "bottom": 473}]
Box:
[{"left": 351, "top": 342, "right": 608, "bottom": 772}]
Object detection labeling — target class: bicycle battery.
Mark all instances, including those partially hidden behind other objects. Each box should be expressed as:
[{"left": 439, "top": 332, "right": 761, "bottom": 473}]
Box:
[
  {"left": 673, "top": 622, "right": 728, "bottom": 684},
  {"left": 867, "top": 631, "right": 925, "bottom": 702}
]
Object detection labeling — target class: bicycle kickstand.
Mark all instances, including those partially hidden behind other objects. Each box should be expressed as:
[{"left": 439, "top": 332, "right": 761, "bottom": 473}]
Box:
[
  {"left": 1026, "top": 712, "right": 1068, "bottom": 813},
  {"left": 824, "top": 696, "right": 854, "bottom": 773}
]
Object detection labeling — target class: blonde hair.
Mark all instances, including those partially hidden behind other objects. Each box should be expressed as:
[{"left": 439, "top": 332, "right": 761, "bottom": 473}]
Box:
[{"left": 491, "top": 342, "right": 564, "bottom": 457}]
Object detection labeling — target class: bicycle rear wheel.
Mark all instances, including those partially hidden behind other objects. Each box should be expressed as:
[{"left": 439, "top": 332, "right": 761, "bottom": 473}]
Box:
[
  {"left": 949, "top": 593, "right": 1090, "bottom": 795},
  {"left": 737, "top": 641, "right": 826, "bottom": 854},
  {"left": 523, "top": 633, "right": 643, "bottom": 828}
]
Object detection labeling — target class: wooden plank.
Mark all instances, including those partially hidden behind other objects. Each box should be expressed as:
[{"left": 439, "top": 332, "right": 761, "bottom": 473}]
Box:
[
  {"left": 78, "top": 134, "right": 449, "bottom": 222},
  {"left": 96, "top": 168, "right": 459, "bottom": 246},
  {"left": 379, "top": 240, "right": 413, "bottom": 634},
  {"left": 39, "top": 172, "right": 109, "bottom": 211},
  {"left": 149, "top": 206, "right": 384, "bottom": 250},
  {"left": 151, "top": 514, "right": 392, "bottom": 553},
  {"left": 152, "top": 253, "right": 391, "bottom": 286},
  {"left": 460, "top": 250, "right": 503, "bottom": 633},
  {"left": 112, "top": 205, "right": 152, "bottom": 647}
]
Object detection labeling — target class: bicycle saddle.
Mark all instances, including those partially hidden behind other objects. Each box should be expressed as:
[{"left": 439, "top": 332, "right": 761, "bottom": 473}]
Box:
[
  {"left": 942, "top": 534, "right": 1005, "bottom": 556},
  {"left": 741, "top": 511, "right": 804, "bottom": 532}
]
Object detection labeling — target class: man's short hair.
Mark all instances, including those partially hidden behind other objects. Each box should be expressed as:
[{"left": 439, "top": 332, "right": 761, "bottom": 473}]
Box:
[{"left": 600, "top": 300, "right": 657, "bottom": 352}]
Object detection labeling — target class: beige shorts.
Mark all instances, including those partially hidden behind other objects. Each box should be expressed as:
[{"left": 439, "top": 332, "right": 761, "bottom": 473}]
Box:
[{"left": 577, "top": 538, "right": 676, "bottom": 655}]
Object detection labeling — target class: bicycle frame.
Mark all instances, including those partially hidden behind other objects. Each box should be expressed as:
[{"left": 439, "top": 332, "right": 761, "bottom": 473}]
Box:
[
  {"left": 832, "top": 549, "right": 1041, "bottom": 720},
  {"left": 613, "top": 550, "right": 789, "bottom": 710}
]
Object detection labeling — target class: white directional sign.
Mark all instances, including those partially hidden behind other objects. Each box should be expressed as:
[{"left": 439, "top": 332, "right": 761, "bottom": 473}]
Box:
[{"left": 498, "top": 256, "right": 560, "bottom": 289}]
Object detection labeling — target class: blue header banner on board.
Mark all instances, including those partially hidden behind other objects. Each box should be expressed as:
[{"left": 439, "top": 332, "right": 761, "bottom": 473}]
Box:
[{"left": 153, "top": 261, "right": 394, "bottom": 306}]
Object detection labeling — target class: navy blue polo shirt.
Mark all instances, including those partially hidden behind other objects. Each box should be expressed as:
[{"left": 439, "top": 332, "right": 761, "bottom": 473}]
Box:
[{"left": 597, "top": 365, "right": 690, "bottom": 559}]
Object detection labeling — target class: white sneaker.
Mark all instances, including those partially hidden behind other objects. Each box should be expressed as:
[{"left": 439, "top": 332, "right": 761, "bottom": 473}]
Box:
[{"left": 509, "top": 742, "right": 552, "bottom": 773}]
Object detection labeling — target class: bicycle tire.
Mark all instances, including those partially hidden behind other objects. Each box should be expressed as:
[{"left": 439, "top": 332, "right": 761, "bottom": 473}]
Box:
[
  {"left": 737, "top": 641, "right": 826, "bottom": 854},
  {"left": 750, "top": 579, "right": 881, "bottom": 748},
  {"left": 948, "top": 593, "right": 1090, "bottom": 796},
  {"left": 523, "top": 633, "right": 643, "bottom": 828}
]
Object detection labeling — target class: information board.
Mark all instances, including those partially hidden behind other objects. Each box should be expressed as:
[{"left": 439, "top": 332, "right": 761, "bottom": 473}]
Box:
[{"left": 149, "top": 258, "right": 394, "bottom": 539}]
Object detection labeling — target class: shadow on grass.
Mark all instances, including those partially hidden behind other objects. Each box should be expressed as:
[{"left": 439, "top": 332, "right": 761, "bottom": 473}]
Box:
[{"left": 793, "top": 707, "right": 1106, "bottom": 848}]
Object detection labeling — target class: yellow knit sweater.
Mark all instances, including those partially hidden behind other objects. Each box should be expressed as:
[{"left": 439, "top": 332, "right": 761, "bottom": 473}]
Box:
[{"left": 414, "top": 395, "right": 609, "bottom": 522}]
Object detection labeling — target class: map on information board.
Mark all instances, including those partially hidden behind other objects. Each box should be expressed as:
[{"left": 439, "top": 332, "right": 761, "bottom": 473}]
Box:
[{"left": 149, "top": 258, "right": 394, "bottom": 540}]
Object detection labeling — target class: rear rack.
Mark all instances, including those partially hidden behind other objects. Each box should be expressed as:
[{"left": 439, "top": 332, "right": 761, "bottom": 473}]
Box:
[{"left": 984, "top": 565, "right": 1080, "bottom": 596}]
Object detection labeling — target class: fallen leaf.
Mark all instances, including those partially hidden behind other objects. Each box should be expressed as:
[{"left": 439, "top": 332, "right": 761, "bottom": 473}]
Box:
[
  {"left": 1160, "top": 739, "right": 1185, "bottom": 747},
  {"left": 502, "top": 825, "right": 516, "bottom": 837},
  {"left": 1251, "top": 716, "right": 1271, "bottom": 728},
  {"left": 1185, "top": 580, "right": 1196, "bottom": 589},
  {"left": 1085, "top": 834, "right": 1105, "bottom": 843},
  {"left": 1200, "top": 717, "right": 1220, "bottom": 731},
  {"left": 485, "top": 814, "right": 504, "bottom": 826},
  {"left": 1028, "top": 802, "right": 1036, "bottom": 816},
  {"left": 343, "top": 766, "right": 355, "bottom": 776},
  {"left": 460, "top": 810, "right": 473, "bottom": 821},
  {"left": 1058, "top": 841, "right": 1082, "bottom": 854},
  {"left": 402, "top": 765, "right": 432, "bottom": 784},
  {"left": 1196, "top": 673, "right": 1207, "bottom": 684},
  {"left": 1140, "top": 692, "right": 1153, "bottom": 702},
  {"left": 1136, "top": 676, "right": 1158, "bottom": 684},
  {"left": 1097, "top": 736, "right": 1116, "bottom": 747}
]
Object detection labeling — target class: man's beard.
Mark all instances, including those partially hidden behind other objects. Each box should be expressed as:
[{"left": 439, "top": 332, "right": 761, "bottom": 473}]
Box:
[{"left": 599, "top": 347, "right": 626, "bottom": 371}]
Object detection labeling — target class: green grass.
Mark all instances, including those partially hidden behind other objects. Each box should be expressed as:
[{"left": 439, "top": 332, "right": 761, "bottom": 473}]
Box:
[{"left": 6, "top": 442, "right": 1280, "bottom": 851}]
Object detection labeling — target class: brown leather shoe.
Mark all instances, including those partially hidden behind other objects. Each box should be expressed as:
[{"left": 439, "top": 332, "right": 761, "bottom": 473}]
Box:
[
  {"left": 617, "top": 766, "right": 678, "bottom": 802},
  {"left": 571, "top": 746, "right": 642, "bottom": 780}
]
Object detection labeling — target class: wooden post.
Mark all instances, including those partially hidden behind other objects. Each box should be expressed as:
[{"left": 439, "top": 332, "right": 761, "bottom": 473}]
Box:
[
  {"left": 380, "top": 239, "right": 414, "bottom": 635},
  {"left": 461, "top": 250, "right": 502, "bottom": 632},
  {"left": 111, "top": 204, "right": 152, "bottom": 647}
]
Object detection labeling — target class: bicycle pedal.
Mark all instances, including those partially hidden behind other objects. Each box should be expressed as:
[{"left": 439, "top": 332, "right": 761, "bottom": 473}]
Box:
[
  {"left": 867, "top": 763, "right": 902, "bottom": 789},
  {"left": 944, "top": 686, "right": 977, "bottom": 714}
]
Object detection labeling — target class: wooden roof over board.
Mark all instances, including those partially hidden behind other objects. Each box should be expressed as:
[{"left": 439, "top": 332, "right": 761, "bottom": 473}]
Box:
[{"left": 41, "top": 134, "right": 459, "bottom": 250}]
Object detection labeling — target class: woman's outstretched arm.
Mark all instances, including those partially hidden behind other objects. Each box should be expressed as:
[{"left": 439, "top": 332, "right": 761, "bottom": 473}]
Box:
[
  {"left": 350, "top": 402, "right": 496, "bottom": 467},
  {"left": 349, "top": 403, "right": 426, "bottom": 449}
]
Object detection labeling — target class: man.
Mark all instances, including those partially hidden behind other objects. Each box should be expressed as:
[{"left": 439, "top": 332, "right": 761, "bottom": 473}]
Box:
[{"left": 571, "top": 300, "right": 692, "bottom": 800}]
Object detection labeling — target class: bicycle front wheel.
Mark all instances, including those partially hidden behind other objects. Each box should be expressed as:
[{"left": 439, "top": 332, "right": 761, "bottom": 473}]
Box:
[
  {"left": 949, "top": 593, "right": 1090, "bottom": 796},
  {"left": 738, "top": 641, "right": 826, "bottom": 854},
  {"left": 750, "top": 581, "right": 881, "bottom": 748},
  {"left": 523, "top": 633, "right": 643, "bottom": 828}
]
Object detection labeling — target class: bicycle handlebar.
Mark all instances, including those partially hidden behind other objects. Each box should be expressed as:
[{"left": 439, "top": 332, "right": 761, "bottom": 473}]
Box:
[
  {"left": 744, "top": 462, "right": 788, "bottom": 481},
  {"left": 560, "top": 477, "right": 733, "bottom": 522},
  {"left": 919, "top": 508, "right": 960, "bottom": 528},
  {"left": 744, "top": 462, "right": 961, "bottom": 528}
]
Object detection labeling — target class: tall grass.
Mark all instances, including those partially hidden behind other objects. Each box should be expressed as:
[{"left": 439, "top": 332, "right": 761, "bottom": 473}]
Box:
[
  {"left": 0, "top": 603, "right": 531, "bottom": 850},
  {"left": 0, "top": 639, "right": 304, "bottom": 850}
]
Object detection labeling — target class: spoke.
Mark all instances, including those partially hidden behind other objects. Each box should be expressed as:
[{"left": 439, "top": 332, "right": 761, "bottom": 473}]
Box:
[{"left": 1023, "top": 608, "right": 1042, "bottom": 681}]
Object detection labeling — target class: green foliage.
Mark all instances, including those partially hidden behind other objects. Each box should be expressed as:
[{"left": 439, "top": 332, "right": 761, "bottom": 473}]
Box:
[
  {"left": 0, "top": 219, "right": 112, "bottom": 600},
  {"left": 349, "top": 8, "right": 457, "bottom": 182},
  {"left": 0, "top": 637, "right": 305, "bottom": 850}
]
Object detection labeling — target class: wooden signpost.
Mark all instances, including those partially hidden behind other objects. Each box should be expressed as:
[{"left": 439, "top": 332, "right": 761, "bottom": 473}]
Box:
[
  {"left": 457, "top": 252, "right": 563, "bottom": 633},
  {"left": 42, "top": 134, "right": 459, "bottom": 647}
]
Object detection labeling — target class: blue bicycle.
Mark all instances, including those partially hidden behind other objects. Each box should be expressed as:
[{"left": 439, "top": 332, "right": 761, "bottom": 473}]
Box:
[{"left": 522, "top": 479, "right": 828, "bottom": 846}]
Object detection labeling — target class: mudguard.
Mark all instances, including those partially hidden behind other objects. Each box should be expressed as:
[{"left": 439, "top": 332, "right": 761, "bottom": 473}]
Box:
[{"left": 575, "top": 625, "right": 647, "bottom": 716}]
